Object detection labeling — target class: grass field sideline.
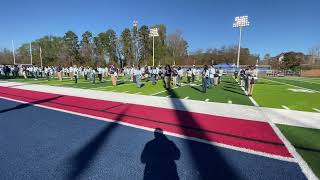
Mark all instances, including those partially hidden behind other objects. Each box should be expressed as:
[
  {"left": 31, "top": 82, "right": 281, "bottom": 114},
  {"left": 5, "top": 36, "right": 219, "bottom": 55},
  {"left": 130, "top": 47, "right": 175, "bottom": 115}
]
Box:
[{"left": 277, "top": 124, "right": 320, "bottom": 178}]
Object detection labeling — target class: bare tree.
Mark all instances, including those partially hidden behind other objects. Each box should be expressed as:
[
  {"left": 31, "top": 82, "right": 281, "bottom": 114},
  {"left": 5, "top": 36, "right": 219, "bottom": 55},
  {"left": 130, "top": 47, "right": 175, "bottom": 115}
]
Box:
[
  {"left": 309, "top": 45, "right": 320, "bottom": 64},
  {"left": 167, "top": 30, "right": 188, "bottom": 65}
]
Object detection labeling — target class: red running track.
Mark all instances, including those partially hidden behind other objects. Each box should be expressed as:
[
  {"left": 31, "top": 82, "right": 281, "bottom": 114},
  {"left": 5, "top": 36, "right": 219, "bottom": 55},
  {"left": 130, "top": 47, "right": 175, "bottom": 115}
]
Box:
[{"left": 0, "top": 86, "right": 292, "bottom": 157}]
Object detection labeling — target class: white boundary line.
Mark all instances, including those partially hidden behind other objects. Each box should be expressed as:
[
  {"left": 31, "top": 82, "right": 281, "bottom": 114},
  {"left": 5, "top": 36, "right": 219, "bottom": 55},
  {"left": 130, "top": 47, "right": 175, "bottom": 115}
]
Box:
[
  {"left": 240, "top": 84, "right": 319, "bottom": 180},
  {"left": 0, "top": 96, "right": 295, "bottom": 163},
  {"left": 205, "top": 99, "right": 210, "bottom": 102},
  {"left": 184, "top": 96, "right": 189, "bottom": 100}
]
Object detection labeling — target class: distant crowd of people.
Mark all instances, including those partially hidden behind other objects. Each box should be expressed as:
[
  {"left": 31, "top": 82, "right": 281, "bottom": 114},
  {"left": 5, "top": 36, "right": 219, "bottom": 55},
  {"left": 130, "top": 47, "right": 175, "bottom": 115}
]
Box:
[{"left": 0, "top": 64, "right": 256, "bottom": 95}]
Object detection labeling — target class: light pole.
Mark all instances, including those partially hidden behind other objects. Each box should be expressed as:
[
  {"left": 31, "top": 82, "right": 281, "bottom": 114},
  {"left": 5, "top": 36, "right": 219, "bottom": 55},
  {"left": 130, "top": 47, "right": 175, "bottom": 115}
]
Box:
[
  {"left": 11, "top": 40, "right": 16, "bottom": 65},
  {"left": 149, "top": 27, "right": 159, "bottom": 67},
  {"left": 132, "top": 20, "right": 138, "bottom": 66},
  {"left": 40, "top": 46, "right": 43, "bottom": 68},
  {"left": 29, "top": 43, "right": 33, "bottom": 65},
  {"left": 233, "top": 15, "right": 250, "bottom": 68}
]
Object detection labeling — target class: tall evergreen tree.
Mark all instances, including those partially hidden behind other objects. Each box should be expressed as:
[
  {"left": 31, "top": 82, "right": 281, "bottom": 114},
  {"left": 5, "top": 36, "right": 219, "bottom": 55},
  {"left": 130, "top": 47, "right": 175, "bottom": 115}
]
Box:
[
  {"left": 105, "top": 29, "right": 118, "bottom": 64},
  {"left": 120, "top": 28, "right": 133, "bottom": 66},
  {"left": 63, "top": 31, "right": 80, "bottom": 65},
  {"left": 80, "top": 31, "right": 93, "bottom": 65},
  {"left": 138, "top": 25, "right": 151, "bottom": 65}
]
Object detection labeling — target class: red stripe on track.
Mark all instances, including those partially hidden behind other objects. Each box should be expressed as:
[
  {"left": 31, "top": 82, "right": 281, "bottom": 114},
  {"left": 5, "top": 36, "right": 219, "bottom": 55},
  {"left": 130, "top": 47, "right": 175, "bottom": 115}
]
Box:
[{"left": 0, "top": 86, "right": 292, "bottom": 157}]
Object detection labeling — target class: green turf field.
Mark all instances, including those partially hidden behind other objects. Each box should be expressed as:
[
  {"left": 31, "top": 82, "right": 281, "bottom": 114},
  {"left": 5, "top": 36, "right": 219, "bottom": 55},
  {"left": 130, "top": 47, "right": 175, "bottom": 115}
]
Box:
[
  {"left": 253, "top": 77, "right": 320, "bottom": 112},
  {"left": 277, "top": 124, "right": 320, "bottom": 178},
  {"left": 8, "top": 76, "right": 253, "bottom": 106},
  {"left": 155, "top": 76, "right": 253, "bottom": 105},
  {"left": 266, "top": 77, "right": 320, "bottom": 91}
]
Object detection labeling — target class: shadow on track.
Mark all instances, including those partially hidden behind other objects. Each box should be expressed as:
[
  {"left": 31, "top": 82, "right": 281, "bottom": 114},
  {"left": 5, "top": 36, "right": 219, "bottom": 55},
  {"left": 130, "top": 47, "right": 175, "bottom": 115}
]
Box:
[
  {"left": 67, "top": 106, "right": 128, "bottom": 179},
  {"left": 0, "top": 95, "right": 64, "bottom": 114},
  {"left": 141, "top": 128, "right": 180, "bottom": 180},
  {"left": 168, "top": 89, "right": 238, "bottom": 179}
]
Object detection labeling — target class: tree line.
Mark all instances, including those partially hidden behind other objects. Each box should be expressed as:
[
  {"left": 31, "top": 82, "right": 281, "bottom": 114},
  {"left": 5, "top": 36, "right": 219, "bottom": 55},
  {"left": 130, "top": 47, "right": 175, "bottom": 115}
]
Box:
[
  {"left": 0, "top": 24, "right": 264, "bottom": 67},
  {"left": 0, "top": 24, "right": 188, "bottom": 67}
]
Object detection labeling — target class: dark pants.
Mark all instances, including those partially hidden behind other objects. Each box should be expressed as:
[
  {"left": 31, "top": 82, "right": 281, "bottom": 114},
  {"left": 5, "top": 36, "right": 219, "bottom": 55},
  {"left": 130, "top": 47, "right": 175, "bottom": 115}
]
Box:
[
  {"left": 177, "top": 76, "right": 182, "bottom": 86},
  {"left": 192, "top": 74, "right": 195, "bottom": 82},
  {"left": 151, "top": 74, "right": 157, "bottom": 85},
  {"left": 92, "top": 74, "right": 96, "bottom": 84},
  {"left": 84, "top": 74, "right": 87, "bottom": 80},
  {"left": 202, "top": 77, "right": 209, "bottom": 93},
  {"left": 98, "top": 74, "right": 102, "bottom": 82},
  {"left": 187, "top": 76, "right": 191, "bottom": 84},
  {"left": 74, "top": 75, "right": 78, "bottom": 83}
]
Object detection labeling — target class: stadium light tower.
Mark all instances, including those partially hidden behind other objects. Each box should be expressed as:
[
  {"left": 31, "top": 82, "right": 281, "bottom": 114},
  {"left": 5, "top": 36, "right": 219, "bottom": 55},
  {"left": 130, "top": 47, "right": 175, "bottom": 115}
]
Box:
[
  {"left": 149, "top": 27, "right": 159, "bottom": 66},
  {"left": 233, "top": 15, "right": 250, "bottom": 68}
]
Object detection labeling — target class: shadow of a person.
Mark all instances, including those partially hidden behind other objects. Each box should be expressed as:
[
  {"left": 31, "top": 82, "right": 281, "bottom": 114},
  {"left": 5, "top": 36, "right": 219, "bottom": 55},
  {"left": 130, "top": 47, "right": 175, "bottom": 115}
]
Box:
[{"left": 141, "top": 128, "right": 180, "bottom": 180}]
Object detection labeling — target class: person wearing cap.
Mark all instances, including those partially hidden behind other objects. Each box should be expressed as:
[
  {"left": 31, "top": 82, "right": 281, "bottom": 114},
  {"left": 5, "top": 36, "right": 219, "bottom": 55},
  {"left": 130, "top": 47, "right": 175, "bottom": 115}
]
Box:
[
  {"left": 150, "top": 66, "right": 157, "bottom": 85},
  {"left": 246, "top": 66, "right": 257, "bottom": 96},
  {"left": 218, "top": 67, "right": 223, "bottom": 84},
  {"left": 186, "top": 68, "right": 192, "bottom": 85},
  {"left": 172, "top": 66, "right": 178, "bottom": 87},
  {"left": 177, "top": 67, "right": 183, "bottom": 87},
  {"left": 209, "top": 65, "right": 215, "bottom": 88},
  {"left": 191, "top": 65, "right": 196, "bottom": 83},
  {"left": 201, "top": 65, "right": 210, "bottom": 93},
  {"left": 56, "top": 64, "right": 62, "bottom": 81},
  {"left": 98, "top": 66, "right": 103, "bottom": 82},
  {"left": 73, "top": 65, "right": 78, "bottom": 83},
  {"left": 110, "top": 65, "right": 117, "bottom": 86},
  {"left": 134, "top": 65, "right": 142, "bottom": 88},
  {"left": 164, "top": 65, "right": 172, "bottom": 90}
]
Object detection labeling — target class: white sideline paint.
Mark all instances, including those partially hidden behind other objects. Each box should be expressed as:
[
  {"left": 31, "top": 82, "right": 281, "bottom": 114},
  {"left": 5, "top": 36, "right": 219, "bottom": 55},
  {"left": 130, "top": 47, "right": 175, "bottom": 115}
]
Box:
[
  {"left": 239, "top": 82, "right": 319, "bottom": 180},
  {"left": 184, "top": 97, "right": 189, "bottom": 100},
  {"left": 228, "top": 100, "right": 232, "bottom": 104},
  {"left": 0, "top": 95, "right": 295, "bottom": 163},
  {"left": 282, "top": 105, "right": 290, "bottom": 110},
  {"left": 205, "top": 99, "right": 210, "bottom": 102},
  {"left": 0, "top": 81, "right": 319, "bottom": 130},
  {"left": 313, "top": 108, "right": 320, "bottom": 113},
  {"left": 135, "top": 92, "right": 141, "bottom": 95}
]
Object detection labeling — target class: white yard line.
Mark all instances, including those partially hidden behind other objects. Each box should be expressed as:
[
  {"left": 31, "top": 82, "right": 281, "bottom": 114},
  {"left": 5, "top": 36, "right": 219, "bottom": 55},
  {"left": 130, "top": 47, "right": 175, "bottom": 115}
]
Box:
[
  {"left": 312, "top": 108, "right": 320, "bottom": 113},
  {"left": 150, "top": 84, "right": 184, "bottom": 96},
  {"left": 282, "top": 78, "right": 320, "bottom": 85},
  {"left": 205, "top": 99, "right": 210, "bottom": 102},
  {"left": 249, "top": 97, "right": 259, "bottom": 107},
  {"left": 282, "top": 105, "right": 290, "bottom": 110},
  {"left": 263, "top": 78, "right": 320, "bottom": 93}
]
